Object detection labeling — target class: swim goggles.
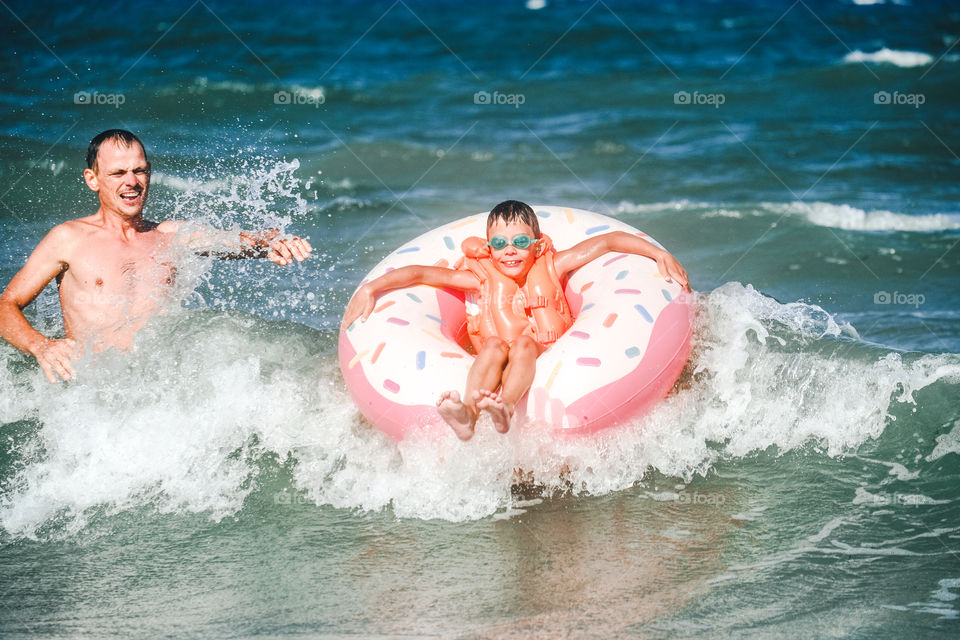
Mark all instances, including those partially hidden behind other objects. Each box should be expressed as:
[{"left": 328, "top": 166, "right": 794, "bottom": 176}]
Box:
[{"left": 486, "top": 234, "right": 538, "bottom": 251}]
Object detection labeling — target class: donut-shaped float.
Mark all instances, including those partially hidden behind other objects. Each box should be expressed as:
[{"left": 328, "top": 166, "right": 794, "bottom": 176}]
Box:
[{"left": 339, "top": 206, "right": 693, "bottom": 440}]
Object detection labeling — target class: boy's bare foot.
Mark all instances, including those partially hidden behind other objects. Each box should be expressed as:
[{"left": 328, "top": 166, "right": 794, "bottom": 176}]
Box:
[
  {"left": 437, "top": 390, "right": 477, "bottom": 440},
  {"left": 475, "top": 389, "right": 513, "bottom": 434}
]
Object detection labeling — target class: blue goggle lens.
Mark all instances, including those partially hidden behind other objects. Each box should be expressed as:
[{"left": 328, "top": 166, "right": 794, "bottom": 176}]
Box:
[{"left": 487, "top": 234, "right": 536, "bottom": 250}]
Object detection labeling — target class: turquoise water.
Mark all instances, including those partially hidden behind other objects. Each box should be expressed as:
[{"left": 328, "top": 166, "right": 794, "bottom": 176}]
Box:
[{"left": 1, "top": 0, "right": 959, "bottom": 637}]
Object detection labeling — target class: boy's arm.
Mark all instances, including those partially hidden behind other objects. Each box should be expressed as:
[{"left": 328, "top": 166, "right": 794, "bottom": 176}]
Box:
[
  {"left": 552, "top": 231, "right": 691, "bottom": 291},
  {"left": 157, "top": 221, "right": 312, "bottom": 265},
  {"left": 342, "top": 265, "right": 479, "bottom": 329}
]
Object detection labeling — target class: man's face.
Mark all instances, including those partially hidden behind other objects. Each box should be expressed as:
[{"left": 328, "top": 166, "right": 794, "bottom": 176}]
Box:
[
  {"left": 84, "top": 139, "right": 151, "bottom": 217},
  {"left": 486, "top": 219, "right": 540, "bottom": 282}
]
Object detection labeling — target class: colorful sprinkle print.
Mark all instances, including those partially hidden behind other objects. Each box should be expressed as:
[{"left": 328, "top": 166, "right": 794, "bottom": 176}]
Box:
[
  {"left": 544, "top": 361, "right": 563, "bottom": 391},
  {"left": 348, "top": 349, "right": 369, "bottom": 369},
  {"left": 576, "top": 357, "right": 602, "bottom": 367},
  {"left": 634, "top": 305, "right": 653, "bottom": 322}
]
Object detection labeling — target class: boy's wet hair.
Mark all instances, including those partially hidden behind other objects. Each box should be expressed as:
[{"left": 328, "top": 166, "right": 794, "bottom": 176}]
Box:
[
  {"left": 86, "top": 129, "right": 146, "bottom": 172},
  {"left": 487, "top": 200, "right": 541, "bottom": 238}
]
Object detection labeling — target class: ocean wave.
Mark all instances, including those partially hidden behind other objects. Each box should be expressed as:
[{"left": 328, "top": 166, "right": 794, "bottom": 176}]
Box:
[
  {"left": 850, "top": 0, "right": 911, "bottom": 5},
  {"left": 155, "top": 76, "right": 327, "bottom": 100},
  {"left": 2, "top": 282, "right": 958, "bottom": 534},
  {"left": 613, "top": 199, "right": 960, "bottom": 232},
  {"left": 613, "top": 199, "right": 705, "bottom": 215},
  {"left": 843, "top": 47, "right": 934, "bottom": 67},
  {"left": 761, "top": 201, "right": 960, "bottom": 232}
]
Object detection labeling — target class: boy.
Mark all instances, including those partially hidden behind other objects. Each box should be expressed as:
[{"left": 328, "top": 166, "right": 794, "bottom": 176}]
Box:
[{"left": 342, "top": 200, "right": 690, "bottom": 440}]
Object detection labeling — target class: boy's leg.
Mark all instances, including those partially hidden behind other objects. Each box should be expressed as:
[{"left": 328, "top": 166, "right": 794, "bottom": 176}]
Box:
[
  {"left": 476, "top": 335, "right": 540, "bottom": 434},
  {"left": 437, "top": 337, "right": 509, "bottom": 440}
]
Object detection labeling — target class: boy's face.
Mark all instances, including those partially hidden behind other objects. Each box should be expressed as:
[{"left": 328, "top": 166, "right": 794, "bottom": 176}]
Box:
[{"left": 486, "top": 219, "right": 540, "bottom": 282}]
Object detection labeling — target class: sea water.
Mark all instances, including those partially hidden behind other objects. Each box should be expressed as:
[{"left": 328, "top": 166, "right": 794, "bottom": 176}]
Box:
[{"left": 1, "top": 0, "right": 959, "bottom": 637}]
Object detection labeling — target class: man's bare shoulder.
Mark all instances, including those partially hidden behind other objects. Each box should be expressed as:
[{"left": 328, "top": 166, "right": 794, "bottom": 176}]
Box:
[
  {"left": 155, "top": 220, "right": 181, "bottom": 234},
  {"left": 41, "top": 219, "right": 94, "bottom": 246}
]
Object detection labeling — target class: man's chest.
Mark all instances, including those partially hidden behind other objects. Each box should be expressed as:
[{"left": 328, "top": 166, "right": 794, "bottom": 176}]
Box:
[{"left": 62, "top": 236, "right": 173, "bottom": 294}]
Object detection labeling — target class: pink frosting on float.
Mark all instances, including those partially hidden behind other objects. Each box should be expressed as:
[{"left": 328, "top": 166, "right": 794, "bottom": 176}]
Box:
[{"left": 527, "top": 297, "right": 693, "bottom": 437}]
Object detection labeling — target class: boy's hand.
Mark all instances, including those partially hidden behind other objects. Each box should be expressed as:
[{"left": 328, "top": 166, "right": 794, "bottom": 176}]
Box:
[
  {"left": 342, "top": 285, "right": 375, "bottom": 330},
  {"left": 267, "top": 236, "right": 312, "bottom": 266},
  {"left": 654, "top": 250, "right": 691, "bottom": 292}
]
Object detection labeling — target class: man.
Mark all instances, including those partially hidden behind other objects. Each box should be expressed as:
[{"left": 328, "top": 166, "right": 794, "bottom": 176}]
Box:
[{"left": 0, "top": 129, "right": 312, "bottom": 383}]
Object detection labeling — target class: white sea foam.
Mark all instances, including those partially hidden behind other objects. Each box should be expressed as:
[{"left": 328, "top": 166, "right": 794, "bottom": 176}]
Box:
[
  {"left": 162, "top": 159, "right": 304, "bottom": 232},
  {"left": 808, "top": 516, "right": 848, "bottom": 543},
  {"left": 0, "top": 317, "right": 337, "bottom": 538},
  {"left": 153, "top": 172, "right": 232, "bottom": 194},
  {"left": 927, "top": 420, "right": 960, "bottom": 462},
  {"left": 161, "top": 77, "right": 327, "bottom": 98},
  {"left": 613, "top": 199, "right": 703, "bottom": 215},
  {"left": 612, "top": 199, "right": 960, "bottom": 232},
  {"left": 843, "top": 47, "right": 934, "bottom": 67},
  {"left": 761, "top": 201, "right": 960, "bottom": 232},
  {"left": 850, "top": 0, "right": 911, "bottom": 5}
]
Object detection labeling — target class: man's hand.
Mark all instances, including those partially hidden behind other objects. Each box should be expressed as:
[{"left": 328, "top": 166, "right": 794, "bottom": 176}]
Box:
[
  {"left": 341, "top": 285, "right": 375, "bottom": 330},
  {"left": 32, "top": 338, "right": 79, "bottom": 383},
  {"left": 267, "top": 236, "right": 312, "bottom": 266},
  {"left": 654, "top": 250, "right": 692, "bottom": 292}
]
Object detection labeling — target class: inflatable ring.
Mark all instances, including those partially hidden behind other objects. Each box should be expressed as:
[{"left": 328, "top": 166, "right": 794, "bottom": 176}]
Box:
[{"left": 339, "top": 206, "right": 693, "bottom": 440}]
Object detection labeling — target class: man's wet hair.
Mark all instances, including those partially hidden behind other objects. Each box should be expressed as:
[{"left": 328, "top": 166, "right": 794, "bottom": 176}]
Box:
[
  {"left": 487, "top": 200, "right": 541, "bottom": 238},
  {"left": 86, "top": 129, "right": 146, "bottom": 172}
]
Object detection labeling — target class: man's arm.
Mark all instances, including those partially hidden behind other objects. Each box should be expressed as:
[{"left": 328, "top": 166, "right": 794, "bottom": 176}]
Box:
[
  {"left": 158, "top": 221, "right": 312, "bottom": 265},
  {"left": 0, "top": 226, "right": 78, "bottom": 382},
  {"left": 342, "top": 265, "right": 479, "bottom": 329},
  {"left": 552, "top": 231, "right": 691, "bottom": 291}
]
